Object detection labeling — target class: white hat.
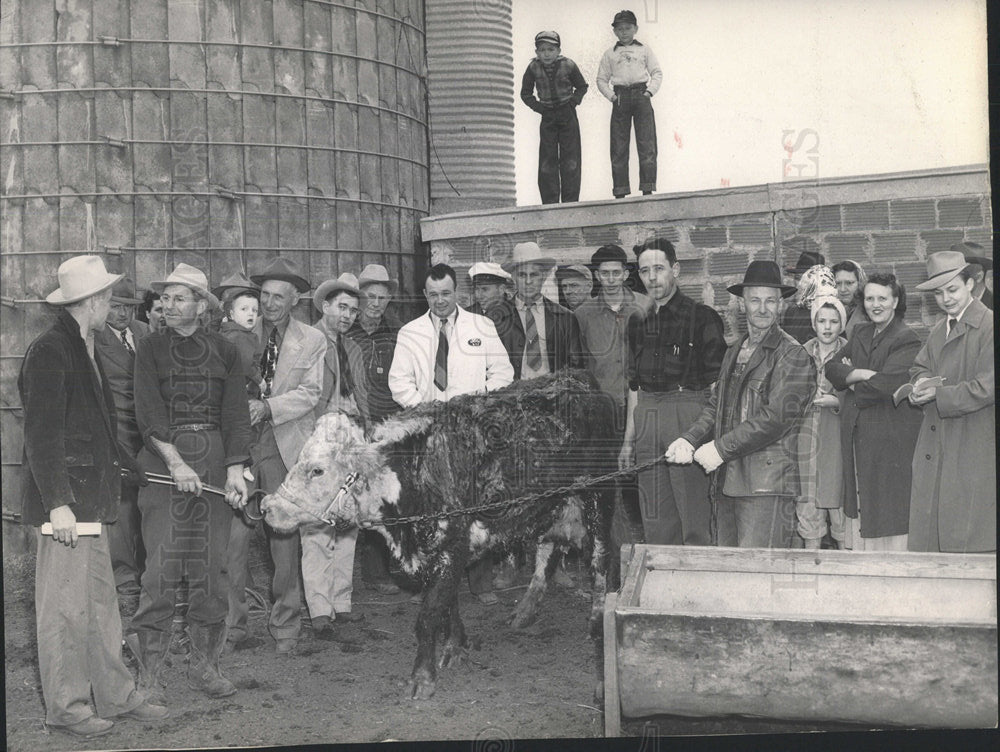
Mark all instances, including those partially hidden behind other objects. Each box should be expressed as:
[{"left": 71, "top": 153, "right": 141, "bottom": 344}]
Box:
[
  {"left": 46, "top": 255, "right": 123, "bottom": 305},
  {"left": 150, "top": 263, "right": 221, "bottom": 310},
  {"left": 313, "top": 273, "right": 361, "bottom": 313},
  {"left": 501, "top": 242, "right": 557, "bottom": 273},
  {"left": 810, "top": 295, "right": 847, "bottom": 328},
  {"left": 357, "top": 264, "right": 398, "bottom": 293},
  {"left": 468, "top": 262, "right": 512, "bottom": 283}
]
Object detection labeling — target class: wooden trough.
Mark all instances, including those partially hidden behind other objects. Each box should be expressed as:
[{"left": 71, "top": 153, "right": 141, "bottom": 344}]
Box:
[{"left": 603, "top": 545, "right": 997, "bottom": 736}]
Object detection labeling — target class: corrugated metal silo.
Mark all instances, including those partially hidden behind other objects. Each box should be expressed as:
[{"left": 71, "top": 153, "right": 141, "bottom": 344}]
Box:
[{"left": 0, "top": 0, "right": 431, "bottom": 549}]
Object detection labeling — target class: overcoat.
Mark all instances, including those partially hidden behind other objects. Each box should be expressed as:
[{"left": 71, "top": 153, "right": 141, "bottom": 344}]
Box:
[
  {"left": 908, "top": 299, "right": 995, "bottom": 552},
  {"left": 797, "top": 336, "right": 847, "bottom": 509},
  {"left": 94, "top": 319, "right": 150, "bottom": 454},
  {"left": 825, "top": 318, "right": 923, "bottom": 537},
  {"left": 18, "top": 310, "right": 141, "bottom": 525}
]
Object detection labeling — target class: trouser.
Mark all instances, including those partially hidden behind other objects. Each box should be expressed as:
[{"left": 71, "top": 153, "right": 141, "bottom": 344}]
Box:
[
  {"left": 610, "top": 84, "right": 657, "bottom": 196},
  {"left": 795, "top": 497, "right": 846, "bottom": 542},
  {"left": 538, "top": 105, "right": 582, "bottom": 204},
  {"left": 300, "top": 523, "right": 359, "bottom": 617},
  {"left": 109, "top": 480, "right": 145, "bottom": 588},
  {"left": 716, "top": 495, "right": 795, "bottom": 548},
  {"left": 466, "top": 557, "right": 493, "bottom": 595},
  {"left": 359, "top": 529, "right": 394, "bottom": 582},
  {"left": 35, "top": 527, "right": 144, "bottom": 726},
  {"left": 227, "top": 426, "right": 302, "bottom": 641},
  {"left": 633, "top": 390, "right": 712, "bottom": 545}
]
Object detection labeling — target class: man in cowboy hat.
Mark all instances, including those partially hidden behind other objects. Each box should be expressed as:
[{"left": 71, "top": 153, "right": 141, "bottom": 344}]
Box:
[
  {"left": 669, "top": 260, "right": 816, "bottom": 548},
  {"left": 555, "top": 263, "right": 594, "bottom": 311},
  {"left": 227, "top": 256, "right": 326, "bottom": 654},
  {"left": 129, "top": 262, "right": 250, "bottom": 702},
  {"left": 95, "top": 275, "right": 151, "bottom": 597},
  {"left": 781, "top": 250, "right": 827, "bottom": 344},
  {"left": 20, "top": 255, "right": 167, "bottom": 737},
  {"left": 304, "top": 273, "right": 371, "bottom": 634},
  {"left": 951, "top": 241, "right": 993, "bottom": 311},
  {"left": 494, "top": 241, "right": 584, "bottom": 379},
  {"left": 467, "top": 262, "right": 513, "bottom": 316}
]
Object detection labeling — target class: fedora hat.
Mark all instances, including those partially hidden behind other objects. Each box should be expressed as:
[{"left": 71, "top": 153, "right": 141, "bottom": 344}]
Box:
[
  {"left": 468, "top": 262, "right": 512, "bottom": 284},
  {"left": 110, "top": 275, "right": 144, "bottom": 305},
  {"left": 727, "top": 260, "right": 797, "bottom": 298},
  {"left": 784, "top": 250, "right": 826, "bottom": 274},
  {"left": 250, "top": 257, "right": 311, "bottom": 293},
  {"left": 950, "top": 242, "right": 993, "bottom": 272},
  {"left": 313, "top": 273, "right": 361, "bottom": 313},
  {"left": 357, "top": 264, "right": 398, "bottom": 294},
  {"left": 501, "top": 242, "right": 556, "bottom": 273},
  {"left": 915, "top": 251, "right": 973, "bottom": 291},
  {"left": 212, "top": 270, "right": 259, "bottom": 300},
  {"left": 555, "top": 263, "right": 593, "bottom": 282},
  {"left": 46, "top": 255, "right": 123, "bottom": 305},
  {"left": 151, "top": 263, "right": 221, "bottom": 310}
]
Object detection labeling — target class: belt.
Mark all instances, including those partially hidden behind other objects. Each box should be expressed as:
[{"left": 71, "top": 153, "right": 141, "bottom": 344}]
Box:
[
  {"left": 639, "top": 384, "right": 699, "bottom": 394},
  {"left": 614, "top": 82, "right": 647, "bottom": 91},
  {"left": 170, "top": 423, "right": 220, "bottom": 432}
]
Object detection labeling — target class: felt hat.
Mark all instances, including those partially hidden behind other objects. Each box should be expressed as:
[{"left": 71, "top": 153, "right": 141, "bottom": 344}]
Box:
[
  {"left": 468, "top": 262, "right": 512, "bottom": 284},
  {"left": 555, "top": 263, "right": 593, "bottom": 282},
  {"left": 357, "top": 264, "right": 398, "bottom": 294},
  {"left": 501, "top": 242, "right": 556, "bottom": 273},
  {"left": 250, "top": 257, "right": 311, "bottom": 293},
  {"left": 212, "top": 271, "right": 259, "bottom": 300},
  {"left": 784, "top": 250, "right": 826, "bottom": 275},
  {"left": 591, "top": 244, "right": 628, "bottom": 267},
  {"left": 535, "top": 30, "right": 560, "bottom": 47},
  {"left": 46, "top": 255, "right": 123, "bottom": 305},
  {"left": 810, "top": 295, "right": 847, "bottom": 328},
  {"left": 914, "top": 251, "right": 972, "bottom": 291},
  {"left": 150, "top": 263, "right": 221, "bottom": 310},
  {"left": 613, "top": 9, "right": 637, "bottom": 26},
  {"left": 110, "top": 276, "right": 144, "bottom": 305},
  {"left": 727, "top": 260, "right": 797, "bottom": 298},
  {"left": 950, "top": 242, "right": 993, "bottom": 272},
  {"left": 313, "top": 273, "right": 361, "bottom": 313}
]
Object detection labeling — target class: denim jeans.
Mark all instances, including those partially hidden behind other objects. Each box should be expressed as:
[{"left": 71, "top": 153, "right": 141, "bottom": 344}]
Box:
[
  {"left": 610, "top": 85, "right": 657, "bottom": 197},
  {"left": 716, "top": 495, "right": 796, "bottom": 548},
  {"left": 538, "top": 104, "right": 582, "bottom": 203}
]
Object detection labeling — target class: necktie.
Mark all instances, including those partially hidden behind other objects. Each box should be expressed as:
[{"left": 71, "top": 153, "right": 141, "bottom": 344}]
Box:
[
  {"left": 260, "top": 327, "right": 279, "bottom": 398},
  {"left": 335, "top": 337, "right": 354, "bottom": 398},
  {"left": 524, "top": 303, "right": 542, "bottom": 369},
  {"left": 434, "top": 317, "right": 449, "bottom": 391},
  {"left": 119, "top": 328, "right": 134, "bottom": 356},
  {"left": 946, "top": 317, "right": 957, "bottom": 338}
]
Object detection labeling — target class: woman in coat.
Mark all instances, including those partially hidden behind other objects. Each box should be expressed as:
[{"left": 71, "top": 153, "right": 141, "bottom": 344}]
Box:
[
  {"left": 907, "top": 252, "right": 995, "bottom": 553},
  {"left": 825, "top": 273, "right": 923, "bottom": 551}
]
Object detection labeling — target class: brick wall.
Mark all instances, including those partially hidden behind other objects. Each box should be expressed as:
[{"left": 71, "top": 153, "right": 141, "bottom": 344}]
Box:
[{"left": 421, "top": 166, "right": 992, "bottom": 341}]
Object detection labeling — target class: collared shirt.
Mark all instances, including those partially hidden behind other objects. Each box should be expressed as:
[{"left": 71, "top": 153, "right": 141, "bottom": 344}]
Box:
[
  {"left": 316, "top": 318, "right": 361, "bottom": 419},
  {"left": 626, "top": 290, "right": 726, "bottom": 392},
  {"left": 108, "top": 322, "right": 136, "bottom": 352},
  {"left": 596, "top": 39, "right": 663, "bottom": 101},
  {"left": 134, "top": 327, "right": 251, "bottom": 466},
  {"left": 515, "top": 295, "right": 549, "bottom": 378},
  {"left": 575, "top": 288, "right": 654, "bottom": 405}
]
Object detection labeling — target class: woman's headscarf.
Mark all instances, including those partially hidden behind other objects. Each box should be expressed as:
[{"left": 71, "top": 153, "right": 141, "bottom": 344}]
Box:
[
  {"left": 810, "top": 294, "right": 847, "bottom": 329},
  {"left": 795, "top": 264, "right": 837, "bottom": 308}
]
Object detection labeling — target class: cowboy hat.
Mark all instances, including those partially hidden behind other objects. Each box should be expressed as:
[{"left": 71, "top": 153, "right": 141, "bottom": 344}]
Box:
[
  {"left": 150, "top": 263, "right": 221, "bottom": 310},
  {"left": 250, "top": 257, "right": 311, "bottom": 293},
  {"left": 914, "top": 251, "right": 973, "bottom": 291},
  {"left": 468, "top": 262, "right": 512, "bottom": 284},
  {"left": 109, "top": 275, "right": 144, "bottom": 305},
  {"left": 212, "top": 271, "right": 260, "bottom": 300},
  {"left": 357, "top": 264, "right": 398, "bottom": 294},
  {"left": 501, "top": 242, "right": 556, "bottom": 273},
  {"left": 313, "top": 273, "right": 361, "bottom": 313},
  {"left": 784, "top": 250, "right": 826, "bottom": 275},
  {"left": 727, "top": 260, "right": 797, "bottom": 298},
  {"left": 46, "top": 255, "right": 123, "bottom": 305}
]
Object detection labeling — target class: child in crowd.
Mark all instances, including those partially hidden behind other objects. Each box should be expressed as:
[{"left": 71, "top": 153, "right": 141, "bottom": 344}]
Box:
[
  {"left": 219, "top": 289, "right": 265, "bottom": 401},
  {"left": 596, "top": 9, "right": 662, "bottom": 198},
  {"left": 520, "top": 30, "right": 589, "bottom": 204},
  {"left": 795, "top": 296, "right": 848, "bottom": 549}
]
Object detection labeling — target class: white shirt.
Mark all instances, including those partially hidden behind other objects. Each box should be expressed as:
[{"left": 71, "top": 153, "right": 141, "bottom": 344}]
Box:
[
  {"left": 515, "top": 296, "right": 549, "bottom": 378},
  {"left": 108, "top": 323, "right": 135, "bottom": 351}
]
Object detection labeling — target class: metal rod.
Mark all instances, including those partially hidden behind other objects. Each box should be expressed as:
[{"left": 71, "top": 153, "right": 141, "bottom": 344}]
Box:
[
  {"left": 7, "top": 87, "right": 428, "bottom": 128},
  {"left": 1, "top": 246, "right": 424, "bottom": 256}
]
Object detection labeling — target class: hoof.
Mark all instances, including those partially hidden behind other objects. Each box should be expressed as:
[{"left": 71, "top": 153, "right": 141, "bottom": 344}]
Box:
[
  {"left": 409, "top": 679, "right": 437, "bottom": 700},
  {"left": 438, "top": 642, "right": 467, "bottom": 669},
  {"left": 508, "top": 609, "right": 537, "bottom": 630}
]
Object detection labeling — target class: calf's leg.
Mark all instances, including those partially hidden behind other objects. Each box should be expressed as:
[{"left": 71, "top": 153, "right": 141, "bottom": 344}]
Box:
[
  {"left": 438, "top": 590, "right": 467, "bottom": 669},
  {"left": 508, "top": 540, "right": 556, "bottom": 629},
  {"left": 410, "top": 558, "right": 461, "bottom": 700}
]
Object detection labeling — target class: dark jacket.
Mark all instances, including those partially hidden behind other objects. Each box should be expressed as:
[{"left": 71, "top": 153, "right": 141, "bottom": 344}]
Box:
[
  {"left": 489, "top": 296, "right": 584, "bottom": 379},
  {"left": 681, "top": 324, "right": 816, "bottom": 498},
  {"left": 826, "top": 318, "right": 923, "bottom": 537},
  {"left": 18, "top": 309, "right": 141, "bottom": 525},
  {"left": 94, "top": 318, "right": 150, "bottom": 454},
  {"left": 347, "top": 313, "right": 403, "bottom": 422}
]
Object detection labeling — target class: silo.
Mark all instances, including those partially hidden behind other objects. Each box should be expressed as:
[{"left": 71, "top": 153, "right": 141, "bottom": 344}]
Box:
[
  {"left": 0, "top": 0, "right": 431, "bottom": 550},
  {"left": 424, "top": 0, "right": 516, "bottom": 213}
]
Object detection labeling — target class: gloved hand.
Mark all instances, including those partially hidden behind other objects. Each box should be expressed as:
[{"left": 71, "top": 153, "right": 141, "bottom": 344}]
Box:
[
  {"left": 693, "top": 441, "right": 725, "bottom": 473},
  {"left": 664, "top": 438, "right": 695, "bottom": 464}
]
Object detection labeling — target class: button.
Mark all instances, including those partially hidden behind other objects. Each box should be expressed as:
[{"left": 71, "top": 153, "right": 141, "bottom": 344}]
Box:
[
  {"left": 113, "top": 460, "right": 119, "bottom": 466},
  {"left": 930, "top": 425, "right": 936, "bottom": 431},
  {"left": 925, "top": 454, "right": 931, "bottom": 460}
]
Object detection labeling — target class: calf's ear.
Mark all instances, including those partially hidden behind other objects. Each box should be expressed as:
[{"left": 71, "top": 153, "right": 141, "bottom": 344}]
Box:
[{"left": 369, "top": 414, "right": 436, "bottom": 449}]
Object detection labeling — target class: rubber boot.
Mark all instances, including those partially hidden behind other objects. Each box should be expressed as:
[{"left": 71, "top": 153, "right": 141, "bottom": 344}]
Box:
[
  {"left": 125, "top": 630, "right": 170, "bottom": 706},
  {"left": 187, "top": 623, "right": 238, "bottom": 698}
]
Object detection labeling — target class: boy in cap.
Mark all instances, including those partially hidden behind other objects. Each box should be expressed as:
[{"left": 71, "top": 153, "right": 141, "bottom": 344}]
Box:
[
  {"left": 596, "top": 10, "right": 662, "bottom": 198},
  {"left": 520, "top": 30, "right": 589, "bottom": 204}
]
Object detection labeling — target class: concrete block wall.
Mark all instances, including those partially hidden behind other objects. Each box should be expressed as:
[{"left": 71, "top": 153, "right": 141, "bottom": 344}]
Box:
[{"left": 421, "top": 166, "right": 992, "bottom": 342}]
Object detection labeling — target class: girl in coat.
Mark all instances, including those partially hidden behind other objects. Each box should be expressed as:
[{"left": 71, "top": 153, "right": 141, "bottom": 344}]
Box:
[
  {"left": 795, "top": 295, "right": 848, "bottom": 549},
  {"left": 825, "top": 273, "right": 923, "bottom": 551},
  {"left": 907, "top": 252, "right": 995, "bottom": 553}
]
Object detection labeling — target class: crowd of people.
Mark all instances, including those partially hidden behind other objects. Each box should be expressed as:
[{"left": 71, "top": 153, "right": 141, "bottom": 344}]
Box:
[{"left": 17, "top": 234, "right": 995, "bottom": 737}]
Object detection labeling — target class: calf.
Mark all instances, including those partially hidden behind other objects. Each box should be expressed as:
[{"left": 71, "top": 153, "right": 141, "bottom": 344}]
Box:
[{"left": 260, "top": 371, "right": 617, "bottom": 699}]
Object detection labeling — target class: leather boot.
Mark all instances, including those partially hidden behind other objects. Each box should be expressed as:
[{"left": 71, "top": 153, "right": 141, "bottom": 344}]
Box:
[
  {"left": 124, "top": 630, "right": 170, "bottom": 706},
  {"left": 187, "top": 623, "right": 237, "bottom": 698}
]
